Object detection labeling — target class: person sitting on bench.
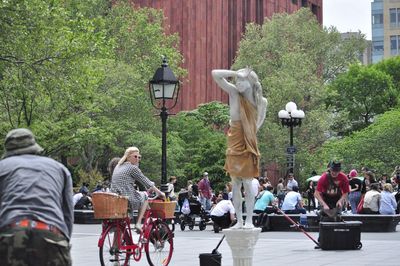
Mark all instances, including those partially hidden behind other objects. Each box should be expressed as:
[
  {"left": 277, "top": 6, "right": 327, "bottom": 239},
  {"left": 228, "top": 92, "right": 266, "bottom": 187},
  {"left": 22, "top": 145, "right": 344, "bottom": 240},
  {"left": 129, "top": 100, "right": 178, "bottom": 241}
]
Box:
[
  {"left": 281, "top": 185, "right": 307, "bottom": 214},
  {"left": 73, "top": 187, "right": 92, "bottom": 210},
  {"left": 254, "top": 185, "right": 277, "bottom": 229}
]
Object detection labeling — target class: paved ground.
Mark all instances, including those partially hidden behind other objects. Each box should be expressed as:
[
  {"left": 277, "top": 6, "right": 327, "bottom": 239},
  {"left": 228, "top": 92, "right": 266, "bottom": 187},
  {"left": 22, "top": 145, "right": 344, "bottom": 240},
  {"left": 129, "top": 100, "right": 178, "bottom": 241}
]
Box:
[{"left": 71, "top": 223, "right": 400, "bottom": 266}]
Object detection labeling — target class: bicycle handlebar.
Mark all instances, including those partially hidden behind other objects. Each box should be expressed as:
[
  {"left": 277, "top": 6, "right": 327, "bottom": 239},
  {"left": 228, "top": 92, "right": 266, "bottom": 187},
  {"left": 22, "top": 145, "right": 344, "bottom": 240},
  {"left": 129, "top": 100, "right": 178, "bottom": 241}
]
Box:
[{"left": 148, "top": 196, "right": 159, "bottom": 201}]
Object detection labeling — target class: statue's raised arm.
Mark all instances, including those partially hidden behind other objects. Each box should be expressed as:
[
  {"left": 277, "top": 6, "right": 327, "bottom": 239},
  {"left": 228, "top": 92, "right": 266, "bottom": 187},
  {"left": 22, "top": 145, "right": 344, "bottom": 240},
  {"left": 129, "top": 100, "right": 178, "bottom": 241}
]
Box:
[
  {"left": 211, "top": 69, "right": 238, "bottom": 94},
  {"left": 212, "top": 67, "right": 268, "bottom": 229}
]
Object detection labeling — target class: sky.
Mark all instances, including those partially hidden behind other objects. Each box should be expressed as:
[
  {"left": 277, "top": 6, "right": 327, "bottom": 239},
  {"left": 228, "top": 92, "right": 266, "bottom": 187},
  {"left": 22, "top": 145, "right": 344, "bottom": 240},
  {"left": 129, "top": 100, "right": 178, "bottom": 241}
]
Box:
[{"left": 323, "top": 0, "right": 373, "bottom": 40}]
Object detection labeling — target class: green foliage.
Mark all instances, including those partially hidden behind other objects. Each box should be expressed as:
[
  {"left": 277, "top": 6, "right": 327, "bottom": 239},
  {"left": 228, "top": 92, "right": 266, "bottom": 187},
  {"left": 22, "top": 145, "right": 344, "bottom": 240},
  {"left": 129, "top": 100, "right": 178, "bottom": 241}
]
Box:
[
  {"left": 168, "top": 103, "right": 230, "bottom": 192},
  {"left": 77, "top": 169, "right": 106, "bottom": 190},
  {"left": 185, "top": 101, "right": 230, "bottom": 131},
  {"left": 310, "top": 108, "right": 400, "bottom": 175},
  {"left": 107, "top": 1, "right": 185, "bottom": 79},
  {"left": 327, "top": 63, "right": 397, "bottom": 134},
  {"left": 0, "top": 0, "right": 184, "bottom": 185},
  {"left": 374, "top": 56, "right": 400, "bottom": 92}
]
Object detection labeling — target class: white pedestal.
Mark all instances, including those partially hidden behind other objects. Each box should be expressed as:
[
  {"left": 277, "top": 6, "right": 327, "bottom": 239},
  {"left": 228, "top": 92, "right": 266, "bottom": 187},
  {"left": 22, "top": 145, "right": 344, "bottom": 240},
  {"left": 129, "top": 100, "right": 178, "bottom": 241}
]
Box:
[{"left": 223, "top": 228, "right": 261, "bottom": 266}]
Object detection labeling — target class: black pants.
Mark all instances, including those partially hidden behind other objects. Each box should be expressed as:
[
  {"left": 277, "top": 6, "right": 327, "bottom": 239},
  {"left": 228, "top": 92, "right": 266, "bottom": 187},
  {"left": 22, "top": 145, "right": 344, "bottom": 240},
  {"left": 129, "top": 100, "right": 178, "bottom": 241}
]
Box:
[
  {"left": 361, "top": 208, "right": 379, "bottom": 214},
  {"left": 307, "top": 195, "right": 316, "bottom": 211},
  {"left": 254, "top": 207, "right": 276, "bottom": 229},
  {"left": 211, "top": 213, "right": 231, "bottom": 229}
]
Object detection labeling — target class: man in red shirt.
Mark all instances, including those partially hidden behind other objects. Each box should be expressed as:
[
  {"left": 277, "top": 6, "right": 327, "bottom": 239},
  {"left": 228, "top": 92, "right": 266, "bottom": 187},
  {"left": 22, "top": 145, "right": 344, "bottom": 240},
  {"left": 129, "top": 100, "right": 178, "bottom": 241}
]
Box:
[
  {"left": 315, "top": 161, "right": 349, "bottom": 216},
  {"left": 198, "top": 172, "right": 212, "bottom": 211}
]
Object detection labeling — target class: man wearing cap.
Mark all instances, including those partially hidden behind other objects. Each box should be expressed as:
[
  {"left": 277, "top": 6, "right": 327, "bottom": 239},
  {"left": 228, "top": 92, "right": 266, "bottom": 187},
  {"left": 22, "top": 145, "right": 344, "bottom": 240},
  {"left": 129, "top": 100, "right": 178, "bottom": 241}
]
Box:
[
  {"left": 315, "top": 161, "right": 350, "bottom": 218},
  {"left": 198, "top": 172, "right": 212, "bottom": 211},
  {"left": 0, "top": 128, "right": 73, "bottom": 265}
]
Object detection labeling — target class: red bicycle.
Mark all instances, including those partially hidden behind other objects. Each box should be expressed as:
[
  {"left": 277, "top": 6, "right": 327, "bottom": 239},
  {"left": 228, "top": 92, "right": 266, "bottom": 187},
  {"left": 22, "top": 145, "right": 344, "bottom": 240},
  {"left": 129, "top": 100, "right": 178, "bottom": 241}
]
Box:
[{"left": 98, "top": 200, "right": 174, "bottom": 266}]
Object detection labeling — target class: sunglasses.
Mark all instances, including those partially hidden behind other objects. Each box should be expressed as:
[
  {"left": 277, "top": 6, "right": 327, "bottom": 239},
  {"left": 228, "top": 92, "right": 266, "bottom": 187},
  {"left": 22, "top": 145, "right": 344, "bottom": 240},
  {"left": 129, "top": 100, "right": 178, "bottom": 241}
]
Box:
[{"left": 133, "top": 155, "right": 142, "bottom": 159}]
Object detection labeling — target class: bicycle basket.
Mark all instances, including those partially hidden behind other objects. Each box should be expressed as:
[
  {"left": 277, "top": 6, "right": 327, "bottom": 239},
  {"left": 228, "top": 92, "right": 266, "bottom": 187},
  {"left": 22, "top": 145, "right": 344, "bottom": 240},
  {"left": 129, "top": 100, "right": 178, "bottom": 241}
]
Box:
[
  {"left": 149, "top": 201, "right": 177, "bottom": 219},
  {"left": 92, "top": 192, "right": 128, "bottom": 219}
]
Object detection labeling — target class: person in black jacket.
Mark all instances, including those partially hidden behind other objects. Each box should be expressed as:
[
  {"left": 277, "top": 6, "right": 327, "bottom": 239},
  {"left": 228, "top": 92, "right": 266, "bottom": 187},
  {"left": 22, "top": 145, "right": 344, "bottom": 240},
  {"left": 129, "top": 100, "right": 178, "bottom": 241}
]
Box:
[{"left": 306, "top": 181, "right": 316, "bottom": 212}]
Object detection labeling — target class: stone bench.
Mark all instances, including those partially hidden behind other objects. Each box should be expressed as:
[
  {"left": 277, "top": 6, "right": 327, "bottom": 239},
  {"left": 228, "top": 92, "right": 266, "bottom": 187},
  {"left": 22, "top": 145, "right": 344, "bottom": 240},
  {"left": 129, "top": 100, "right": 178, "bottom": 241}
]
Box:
[
  {"left": 74, "top": 209, "right": 101, "bottom": 224},
  {"left": 259, "top": 213, "right": 400, "bottom": 232},
  {"left": 341, "top": 214, "right": 400, "bottom": 232}
]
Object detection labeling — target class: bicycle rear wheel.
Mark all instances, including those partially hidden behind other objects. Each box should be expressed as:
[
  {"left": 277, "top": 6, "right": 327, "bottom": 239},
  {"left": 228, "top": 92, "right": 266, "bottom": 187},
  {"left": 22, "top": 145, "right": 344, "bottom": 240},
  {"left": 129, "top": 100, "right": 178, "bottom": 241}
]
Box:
[
  {"left": 145, "top": 221, "right": 174, "bottom": 266},
  {"left": 99, "top": 224, "right": 130, "bottom": 266}
]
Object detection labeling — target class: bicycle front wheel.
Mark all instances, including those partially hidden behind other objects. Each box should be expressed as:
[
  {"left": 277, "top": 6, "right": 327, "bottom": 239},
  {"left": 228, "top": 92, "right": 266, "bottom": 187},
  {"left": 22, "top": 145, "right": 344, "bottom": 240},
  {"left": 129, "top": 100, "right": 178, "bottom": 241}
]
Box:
[
  {"left": 145, "top": 221, "right": 174, "bottom": 266},
  {"left": 99, "top": 224, "right": 130, "bottom": 266}
]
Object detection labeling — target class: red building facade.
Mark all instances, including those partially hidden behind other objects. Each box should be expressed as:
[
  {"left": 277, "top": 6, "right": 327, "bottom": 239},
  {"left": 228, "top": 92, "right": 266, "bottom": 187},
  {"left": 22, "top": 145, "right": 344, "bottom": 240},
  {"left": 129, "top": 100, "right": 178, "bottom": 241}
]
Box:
[{"left": 133, "top": 0, "right": 323, "bottom": 111}]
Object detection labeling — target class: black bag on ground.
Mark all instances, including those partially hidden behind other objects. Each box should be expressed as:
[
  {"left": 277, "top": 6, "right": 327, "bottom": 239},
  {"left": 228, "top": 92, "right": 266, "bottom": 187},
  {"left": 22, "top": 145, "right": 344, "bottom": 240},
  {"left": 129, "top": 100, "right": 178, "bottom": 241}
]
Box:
[{"left": 319, "top": 221, "right": 362, "bottom": 250}]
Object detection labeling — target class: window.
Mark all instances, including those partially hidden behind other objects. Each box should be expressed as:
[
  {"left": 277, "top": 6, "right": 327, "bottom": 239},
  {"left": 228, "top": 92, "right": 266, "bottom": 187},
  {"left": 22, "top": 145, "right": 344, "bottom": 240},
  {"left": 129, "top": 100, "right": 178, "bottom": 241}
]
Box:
[
  {"left": 389, "top": 8, "right": 400, "bottom": 27},
  {"left": 373, "top": 40, "right": 384, "bottom": 52},
  {"left": 372, "top": 13, "right": 383, "bottom": 25},
  {"left": 390, "top": 35, "right": 400, "bottom": 55}
]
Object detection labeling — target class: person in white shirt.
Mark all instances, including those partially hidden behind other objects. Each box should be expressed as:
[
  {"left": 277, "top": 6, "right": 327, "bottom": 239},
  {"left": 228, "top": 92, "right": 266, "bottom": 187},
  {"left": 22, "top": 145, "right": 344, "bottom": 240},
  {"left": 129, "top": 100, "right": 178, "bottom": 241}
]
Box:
[
  {"left": 286, "top": 173, "right": 298, "bottom": 191},
  {"left": 281, "top": 186, "right": 306, "bottom": 214},
  {"left": 362, "top": 183, "right": 381, "bottom": 214},
  {"left": 73, "top": 187, "right": 92, "bottom": 209},
  {"left": 210, "top": 193, "right": 236, "bottom": 233},
  {"left": 251, "top": 177, "right": 261, "bottom": 198},
  {"left": 167, "top": 176, "right": 177, "bottom": 200}
]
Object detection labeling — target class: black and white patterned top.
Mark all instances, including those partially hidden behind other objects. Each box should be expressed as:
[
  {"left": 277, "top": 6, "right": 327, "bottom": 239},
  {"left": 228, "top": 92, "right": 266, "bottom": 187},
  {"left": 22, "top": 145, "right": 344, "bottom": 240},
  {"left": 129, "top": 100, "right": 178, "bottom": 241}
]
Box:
[{"left": 111, "top": 162, "right": 154, "bottom": 211}]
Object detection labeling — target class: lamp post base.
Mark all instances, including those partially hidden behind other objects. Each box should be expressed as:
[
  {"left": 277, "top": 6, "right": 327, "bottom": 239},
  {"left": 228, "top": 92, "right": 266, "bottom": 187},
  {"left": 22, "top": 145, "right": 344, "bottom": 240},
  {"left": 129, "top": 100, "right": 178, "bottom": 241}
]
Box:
[{"left": 224, "top": 228, "right": 261, "bottom": 266}]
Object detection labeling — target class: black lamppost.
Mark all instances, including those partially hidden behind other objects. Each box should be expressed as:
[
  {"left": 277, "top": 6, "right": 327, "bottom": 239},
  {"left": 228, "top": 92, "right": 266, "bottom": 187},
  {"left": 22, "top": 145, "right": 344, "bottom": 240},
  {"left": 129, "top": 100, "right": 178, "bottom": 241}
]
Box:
[
  {"left": 149, "top": 57, "right": 180, "bottom": 193},
  {"left": 278, "top": 102, "right": 305, "bottom": 174}
]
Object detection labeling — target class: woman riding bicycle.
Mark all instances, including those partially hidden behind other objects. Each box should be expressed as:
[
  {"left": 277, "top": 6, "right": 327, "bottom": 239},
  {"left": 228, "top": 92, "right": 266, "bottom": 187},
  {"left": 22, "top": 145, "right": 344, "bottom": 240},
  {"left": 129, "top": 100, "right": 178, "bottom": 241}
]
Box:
[{"left": 111, "top": 146, "right": 165, "bottom": 231}]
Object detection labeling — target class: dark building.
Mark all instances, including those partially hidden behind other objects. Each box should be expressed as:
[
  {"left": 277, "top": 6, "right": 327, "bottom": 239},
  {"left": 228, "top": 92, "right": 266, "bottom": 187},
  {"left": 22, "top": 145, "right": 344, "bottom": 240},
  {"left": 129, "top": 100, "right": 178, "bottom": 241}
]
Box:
[{"left": 133, "top": 0, "right": 323, "bottom": 111}]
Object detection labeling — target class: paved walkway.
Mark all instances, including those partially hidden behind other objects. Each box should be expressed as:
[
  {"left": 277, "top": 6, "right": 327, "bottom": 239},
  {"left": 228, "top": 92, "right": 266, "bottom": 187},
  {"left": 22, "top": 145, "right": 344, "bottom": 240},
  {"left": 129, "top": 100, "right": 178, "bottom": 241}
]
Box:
[{"left": 71, "top": 224, "right": 400, "bottom": 266}]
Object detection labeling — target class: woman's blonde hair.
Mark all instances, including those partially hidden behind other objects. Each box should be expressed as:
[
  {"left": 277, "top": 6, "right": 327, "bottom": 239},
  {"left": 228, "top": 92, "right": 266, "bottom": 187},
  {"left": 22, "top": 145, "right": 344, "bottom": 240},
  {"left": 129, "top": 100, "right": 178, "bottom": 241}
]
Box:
[
  {"left": 383, "top": 183, "right": 393, "bottom": 193},
  {"left": 118, "top": 146, "right": 140, "bottom": 165}
]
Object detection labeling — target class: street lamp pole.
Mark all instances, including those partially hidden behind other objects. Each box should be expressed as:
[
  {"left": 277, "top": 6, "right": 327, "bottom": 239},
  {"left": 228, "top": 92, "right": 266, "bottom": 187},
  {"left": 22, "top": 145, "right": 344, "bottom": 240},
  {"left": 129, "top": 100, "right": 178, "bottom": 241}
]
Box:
[
  {"left": 289, "top": 122, "right": 294, "bottom": 147},
  {"left": 160, "top": 105, "right": 168, "bottom": 186},
  {"left": 278, "top": 102, "right": 305, "bottom": 174},
  {"left": 149, "top": 57, "right": 180, "bottom": 192}
]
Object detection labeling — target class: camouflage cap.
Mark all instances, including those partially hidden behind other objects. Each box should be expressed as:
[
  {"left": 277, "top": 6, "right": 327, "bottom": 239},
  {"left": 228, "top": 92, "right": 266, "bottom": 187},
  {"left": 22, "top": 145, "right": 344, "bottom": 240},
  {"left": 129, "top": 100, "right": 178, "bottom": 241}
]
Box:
[{"left": 2, "top": 128, "right": 43, "bottom": 159}]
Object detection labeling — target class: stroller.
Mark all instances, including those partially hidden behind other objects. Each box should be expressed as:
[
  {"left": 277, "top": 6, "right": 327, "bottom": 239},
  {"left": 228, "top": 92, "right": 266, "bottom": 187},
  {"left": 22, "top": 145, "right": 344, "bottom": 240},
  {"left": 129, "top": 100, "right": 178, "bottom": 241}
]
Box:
[{"left": 178, "top": 191, "right": 209, "bottom": 231}]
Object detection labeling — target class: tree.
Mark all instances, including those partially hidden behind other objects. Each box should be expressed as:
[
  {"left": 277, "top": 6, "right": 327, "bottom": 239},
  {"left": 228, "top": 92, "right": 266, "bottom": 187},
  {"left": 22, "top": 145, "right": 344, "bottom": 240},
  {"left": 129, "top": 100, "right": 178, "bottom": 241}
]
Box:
[
  {"left": 0, "top": 0, "right": 185, "bottom": 185},
  {"left": 374, "top": 56, "right": 400, "bottom": 93},
  {"left": 184, "top": 101, "right": 230, "bottom": 131},
  {"left": 308, "top": 108, "right": 400, "bottom": 175},
  {"left": 0, "top": 0, "right": 113, "bottom": 174},
  {"left": 168, "top": 103, "right": 229, "bottom": 192},
  {"left": 326, "top": 64, "right": 397, "bottom": 133}
]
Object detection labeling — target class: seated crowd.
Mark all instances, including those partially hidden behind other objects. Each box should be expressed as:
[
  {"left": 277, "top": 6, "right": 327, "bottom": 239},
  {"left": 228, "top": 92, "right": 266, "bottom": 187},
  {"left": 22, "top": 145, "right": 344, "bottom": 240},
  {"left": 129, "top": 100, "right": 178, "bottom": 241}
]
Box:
[{"left": 74, "top": 163, "right": 400, "bottom": 232}]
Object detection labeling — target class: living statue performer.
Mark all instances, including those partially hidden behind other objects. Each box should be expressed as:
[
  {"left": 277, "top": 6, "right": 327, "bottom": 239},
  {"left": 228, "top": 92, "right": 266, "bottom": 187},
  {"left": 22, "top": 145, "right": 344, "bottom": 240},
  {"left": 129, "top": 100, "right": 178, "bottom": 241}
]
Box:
[{"left": 212, "top": 68, "right": 267, "bottom": 229}]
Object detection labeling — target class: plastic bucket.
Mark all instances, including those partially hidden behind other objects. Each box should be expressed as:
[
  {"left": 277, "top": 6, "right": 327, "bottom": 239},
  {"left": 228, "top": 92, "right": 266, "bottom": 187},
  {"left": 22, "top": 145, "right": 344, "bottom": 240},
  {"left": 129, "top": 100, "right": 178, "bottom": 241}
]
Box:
[{"left": 199, "top": 252, "right": 222, "bottom": 266}]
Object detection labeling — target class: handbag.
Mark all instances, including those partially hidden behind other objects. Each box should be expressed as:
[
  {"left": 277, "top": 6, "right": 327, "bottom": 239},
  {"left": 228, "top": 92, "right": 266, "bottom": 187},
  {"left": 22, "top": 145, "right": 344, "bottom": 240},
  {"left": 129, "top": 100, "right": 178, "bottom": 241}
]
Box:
[
  {"left": 181, "top": 198, "right": 190, "bottom": 215},
  {"left": 357, "top": 195, "right": 364, "bottom": 214}
]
